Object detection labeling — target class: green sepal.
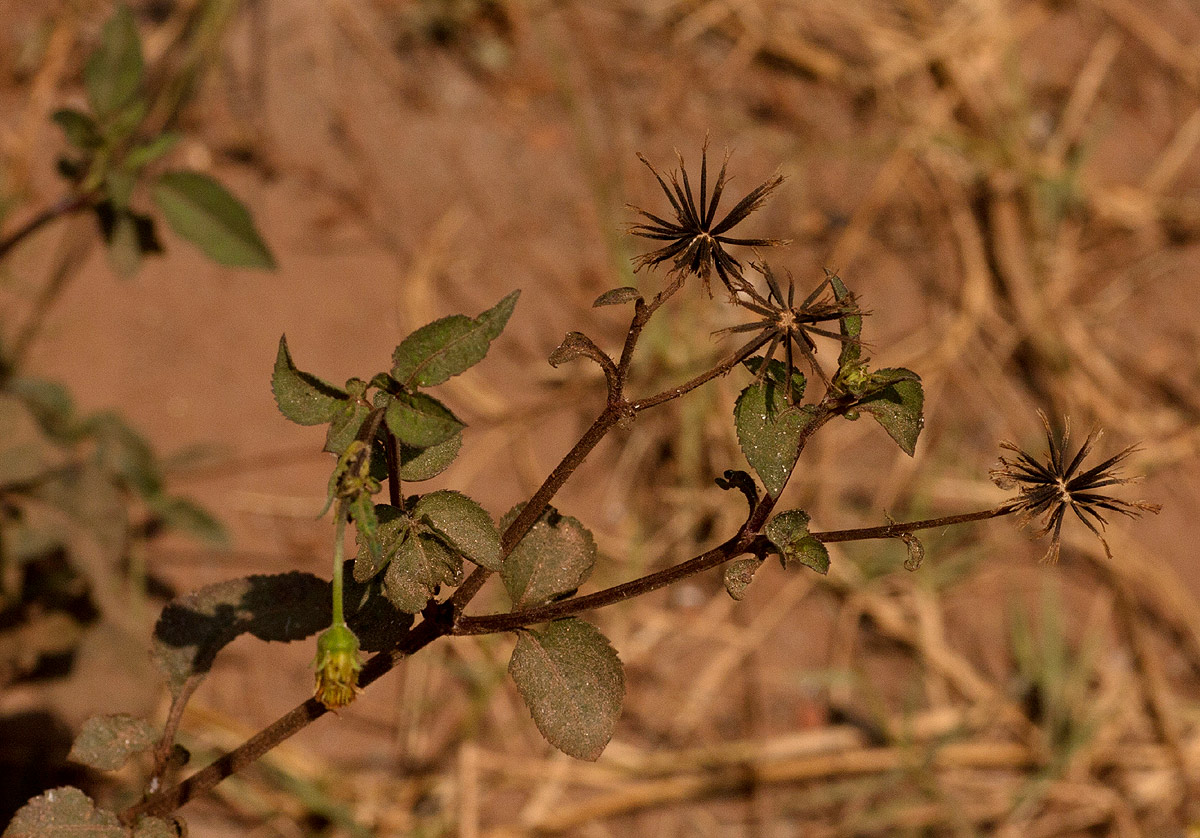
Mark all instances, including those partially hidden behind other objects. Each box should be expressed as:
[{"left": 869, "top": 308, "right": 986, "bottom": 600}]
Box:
[{"left": 349, "top": 492, "right": 381, "bottom": 565}]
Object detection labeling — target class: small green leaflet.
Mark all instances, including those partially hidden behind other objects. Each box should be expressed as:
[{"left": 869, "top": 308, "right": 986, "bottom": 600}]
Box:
[
  {"left": 153, "top": 170, "right": 275, "bottom": 269},
  {"left": 271, "top": 336, "right": 350, "bottom": 426},
  {"left": 509, "top": 618, "right": 624, "bottom": 761},
  {"left": 765, "top": 509, "right": 830, "bottom": 574},
  {"left": 723, "top": 558, "right": 760, "bottom": 600},
  {"left": 857, "top": 368, "right": 924, "bottom": 456},
  {"left": 391, "top": 290, "right": 519, "bottom": 387}
]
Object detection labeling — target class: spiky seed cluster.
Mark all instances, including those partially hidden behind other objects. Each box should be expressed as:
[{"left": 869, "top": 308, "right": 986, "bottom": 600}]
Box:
[
  {"left": 720, "top": 263, "right": 861, "bottom": 394},
  {"left": 629, "top": 143, "right": 785, "bottom": 296},
  {"left": 990, "top": 413, "right": 1161, "bottom": 563}
]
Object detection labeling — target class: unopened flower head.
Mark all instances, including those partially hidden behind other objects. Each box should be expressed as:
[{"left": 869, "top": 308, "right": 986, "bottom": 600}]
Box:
[{"left": 314, "top": 623, "right": 362, "bottom": 710}]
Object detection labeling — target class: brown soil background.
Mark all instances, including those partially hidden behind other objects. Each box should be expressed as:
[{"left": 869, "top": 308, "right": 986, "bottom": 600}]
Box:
[{"left": 3, "top": 0, "right": 1200, "bottom": 835}]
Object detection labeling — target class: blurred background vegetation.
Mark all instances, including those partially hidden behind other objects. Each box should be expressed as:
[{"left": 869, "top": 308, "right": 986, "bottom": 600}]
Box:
[{"left": 2, "top": 0, "right": 1199, "bottom": 835}]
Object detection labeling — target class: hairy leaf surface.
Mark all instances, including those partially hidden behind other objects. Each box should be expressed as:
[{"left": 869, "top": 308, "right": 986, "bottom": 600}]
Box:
[
  {"left": 384, "top": 392, "right": 463, "bottom": 448},
  {"left": 500, "top": 505, "right": 596, "bottom": 609},
  {"left": 414, "top": 490, "right": 501, "bottom": 570},
  {"left": 734, "top": 367, "right": 818, "bottom": 497},
  {"left": 391, "top": 290, "right": 519, "bottom": 387},
  {"left": 3, "top": 786, "right": 123, "bottom": 838},
  {"left": 509, "top": 619, "right": 624, "bottom": 761},
  {"left": 68, "top": 714, "right": 156, "bottom": 771},
  {"left": 858, "top": 368, "right": 924, "bottom": 456},
  {"left": 383, "top": 532, "right": 462, "bottom": 613},
  {"left": 723, "top": 558, "right": 760, "bottom": 600},
  {"left": 765, "top": 509, "right": 830, "bottom": 574},
  {"left": 272, "top": 336, "right": 349, "bottom": 426}
]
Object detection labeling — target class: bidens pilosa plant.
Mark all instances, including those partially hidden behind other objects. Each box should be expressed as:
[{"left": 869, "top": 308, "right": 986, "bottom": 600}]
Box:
[{"left": 5, "top": 126, "right": 1161, "bottom": 833}]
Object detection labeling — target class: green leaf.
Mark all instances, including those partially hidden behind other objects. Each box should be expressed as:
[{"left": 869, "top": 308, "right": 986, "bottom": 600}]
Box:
[
  {"left": 830, "top": 274, "right": 862, "bottom": 371},
  {"left": 324, "top": 399, "right": 371, "bottom": 456},
  {"left": 271, "top": 336, "right": 349, "bottom": 426},
  {"left": 398, "top": 432, "right": 462, "bottom": 481},
  {"left": 592, "top": 286, "right": 641, "bottom": 307},
  {"left": 51, "top": 109, "right": 101, "bottom": 150},
  {"left": 384, "top": 391, "right": 463, "bottom": 448},
  {"left": 3, "top": 786, "right": 124, "bottom": 838},
  {"left": 68, "top": 714, "right": 157, "bottom": 771},
  {"left": 147, "top": 495, "right": 228, "bottom": 546},
  {"left": 8, "top": 377, "right": 77, "bottom": 440},
  {"left": 152, "top": 170, "right": 275, "bottom": 268},
  {"left": 123, "top": 132, "right": 180, "bottom": 171},
  {"left": 354, "top": 504, "right": 408, "bottom": 582},
  {"left": 509, "top": 618, "right": 624, "bottom": 761},
  {"left": 723, "top": 559, "right": 760, "bottom": 600},
  {"left": 765, "top": 509, "right": 830, "bottom": 574},
  {"left": 500, "top": 505, "right": 596, "bottom": 609},
  {"left": 383, "top": 532, "right": 462, "bottom": 613},
  {"left": 391, "top": 290, "right": 519, "bottom": 387},
  {"left": 84, "top": 5, "right": 143, "bottom": 118},
  {"left": 857, "top": 368, "right": 924, "bottom": 456},
  {"left": 413, "top": 490, "right": 501, "bottom": 570},
  {"left": 91, "top": 413, "right": 161, "bottom": 499},
  {"left": 734, "top": 370, "right": 819, "bottom": 498}
]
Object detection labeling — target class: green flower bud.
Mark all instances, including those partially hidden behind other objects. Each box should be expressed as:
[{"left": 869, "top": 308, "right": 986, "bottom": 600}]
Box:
[{"left": 314, "top": 623, "right": 362, "bottom": 710}]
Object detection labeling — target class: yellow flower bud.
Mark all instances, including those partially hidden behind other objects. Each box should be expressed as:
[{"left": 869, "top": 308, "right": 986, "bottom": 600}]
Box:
[{"left": 314, "top": 623, "right": 362, "bottom": 710}]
